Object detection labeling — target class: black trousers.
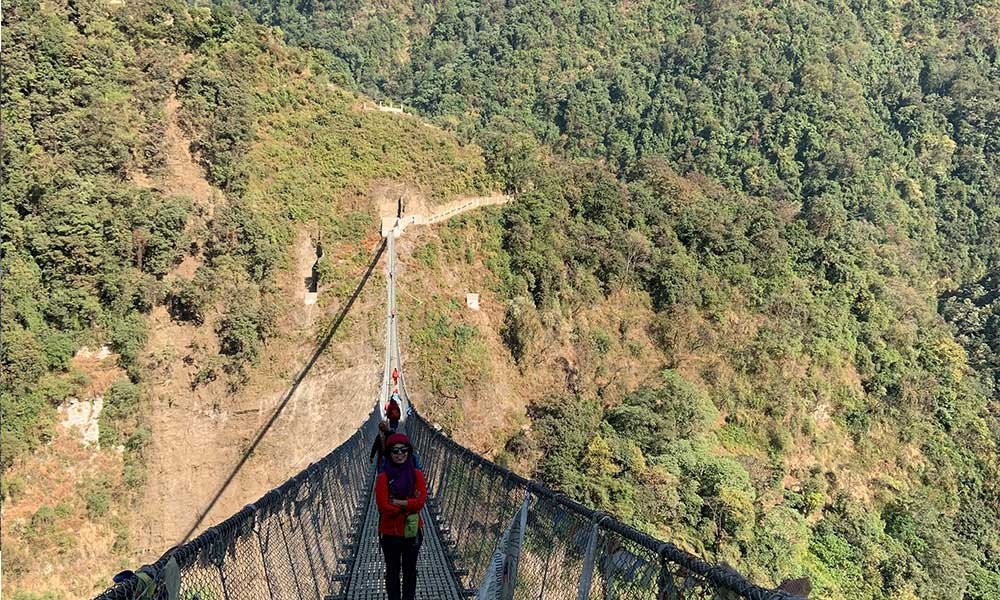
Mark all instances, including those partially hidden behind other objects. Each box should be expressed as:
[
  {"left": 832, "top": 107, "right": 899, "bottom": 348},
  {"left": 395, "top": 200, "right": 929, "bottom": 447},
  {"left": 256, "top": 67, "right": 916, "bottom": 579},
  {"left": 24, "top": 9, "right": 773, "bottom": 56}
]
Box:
[{"left": 380, "top": 532, "right": 422, "bottom": 600}]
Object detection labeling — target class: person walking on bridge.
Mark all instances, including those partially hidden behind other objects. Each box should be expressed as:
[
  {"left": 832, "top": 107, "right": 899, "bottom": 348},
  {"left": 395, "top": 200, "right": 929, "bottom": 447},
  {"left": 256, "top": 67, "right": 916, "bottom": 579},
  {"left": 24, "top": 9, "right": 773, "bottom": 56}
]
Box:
[
  {"left": 386, "top": 391, "right": 402, "bottom": 431},
  {"left": 392, "top": 366, "right": 399, "bottom": 386},
  {"left": 376, "top": 433, "right": 426, "bottom": 600},
  {"left": 369, "top": 420, "right": 391, "bottom": 472}
]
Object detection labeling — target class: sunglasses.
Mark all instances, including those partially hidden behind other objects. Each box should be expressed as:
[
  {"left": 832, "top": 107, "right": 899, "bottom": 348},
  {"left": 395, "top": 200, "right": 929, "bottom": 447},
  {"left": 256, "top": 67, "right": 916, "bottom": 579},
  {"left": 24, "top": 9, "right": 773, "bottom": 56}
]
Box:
[{"left": 389, "top": 446, "right": 409, "bottom": 455}]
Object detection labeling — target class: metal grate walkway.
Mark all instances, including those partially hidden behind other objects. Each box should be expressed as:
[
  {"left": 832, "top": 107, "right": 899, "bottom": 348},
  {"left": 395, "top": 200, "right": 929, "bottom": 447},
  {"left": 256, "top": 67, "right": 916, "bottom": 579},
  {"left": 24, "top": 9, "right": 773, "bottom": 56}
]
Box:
[
  {"left": 343, "top": 231, "right": 463, "bottom": 600},
  {"left": 345, "top": 481, "right": 463, "bottom": 599}
]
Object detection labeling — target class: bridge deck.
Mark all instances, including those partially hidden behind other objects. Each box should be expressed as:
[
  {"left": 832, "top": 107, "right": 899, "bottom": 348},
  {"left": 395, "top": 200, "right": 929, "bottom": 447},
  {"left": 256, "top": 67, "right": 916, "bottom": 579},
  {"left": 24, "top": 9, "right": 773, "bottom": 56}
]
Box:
[
  {"left": 346, "top": 482, "right": 463, "bottom": 600},
  {"left": 344, "top": 232, "right": 462, "bottom": 600}
]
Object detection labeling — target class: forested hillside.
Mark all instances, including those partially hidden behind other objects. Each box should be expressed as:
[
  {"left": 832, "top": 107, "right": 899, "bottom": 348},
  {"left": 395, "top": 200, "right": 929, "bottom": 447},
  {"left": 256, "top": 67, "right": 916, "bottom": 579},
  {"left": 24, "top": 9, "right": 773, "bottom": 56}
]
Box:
[
  {"left": 238, "top": 1, "right": 1000, "bottom": 598},
  {"left": 1, "top": 1, "right": 492, "bottom": 597}
]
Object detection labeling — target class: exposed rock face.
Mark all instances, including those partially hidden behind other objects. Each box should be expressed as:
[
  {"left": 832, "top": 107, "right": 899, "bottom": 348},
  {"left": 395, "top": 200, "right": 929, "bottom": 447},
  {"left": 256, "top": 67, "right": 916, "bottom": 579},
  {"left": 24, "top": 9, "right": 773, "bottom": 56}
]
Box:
[{"left": 59, "top": 397, "right": 104, "bottom": 447}]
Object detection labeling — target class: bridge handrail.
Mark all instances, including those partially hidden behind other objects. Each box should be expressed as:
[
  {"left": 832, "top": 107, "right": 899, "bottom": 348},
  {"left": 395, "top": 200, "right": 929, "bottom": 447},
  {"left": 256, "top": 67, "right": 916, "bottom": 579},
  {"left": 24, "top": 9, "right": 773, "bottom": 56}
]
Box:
[
  {"left": 407, "top": 408, "right": 803, "bottom": 600},
  {"left": 93, "top": 408, "right": 381, "bottom": 600}
]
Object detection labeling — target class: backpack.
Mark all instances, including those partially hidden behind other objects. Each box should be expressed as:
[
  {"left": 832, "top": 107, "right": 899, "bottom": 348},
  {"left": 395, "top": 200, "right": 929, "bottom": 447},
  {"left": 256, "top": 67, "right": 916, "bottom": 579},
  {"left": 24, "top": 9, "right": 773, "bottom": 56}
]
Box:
[{"left": 387, "top": 399, "right": 401, "bottom": 421}]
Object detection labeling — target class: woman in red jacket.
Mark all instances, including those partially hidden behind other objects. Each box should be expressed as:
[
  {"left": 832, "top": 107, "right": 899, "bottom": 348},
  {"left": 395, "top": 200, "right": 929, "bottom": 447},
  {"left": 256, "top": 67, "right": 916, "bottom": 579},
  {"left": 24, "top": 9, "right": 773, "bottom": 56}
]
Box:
[{"left": 376, "top": 432, "right": 427, "bottom": 600}]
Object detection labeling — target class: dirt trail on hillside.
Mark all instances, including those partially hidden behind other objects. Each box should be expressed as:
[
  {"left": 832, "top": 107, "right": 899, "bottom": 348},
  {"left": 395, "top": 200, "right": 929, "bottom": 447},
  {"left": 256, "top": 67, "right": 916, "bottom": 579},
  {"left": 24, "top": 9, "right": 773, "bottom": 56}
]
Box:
[
  {"left": 424, "top": 193, "right": 509, "bottom": 225},
  {"left": 377, "top": 188, "right": 510, "bottom": 236}
]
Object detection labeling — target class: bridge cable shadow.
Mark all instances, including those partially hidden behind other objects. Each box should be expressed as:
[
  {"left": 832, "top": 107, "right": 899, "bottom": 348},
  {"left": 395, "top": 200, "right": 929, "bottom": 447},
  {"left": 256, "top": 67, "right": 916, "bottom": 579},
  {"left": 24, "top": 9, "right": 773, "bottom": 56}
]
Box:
[{"left": 180, "top": 238, "right": 387, "bottom": 544}]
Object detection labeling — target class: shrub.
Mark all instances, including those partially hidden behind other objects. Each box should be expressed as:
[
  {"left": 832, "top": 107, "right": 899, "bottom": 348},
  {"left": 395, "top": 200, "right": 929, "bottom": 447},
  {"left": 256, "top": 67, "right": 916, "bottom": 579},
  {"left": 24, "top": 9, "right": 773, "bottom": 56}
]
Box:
[
  {"left": 27, "top": 505, "right": 58, "bottom": 542},
  {"left": 206, "top": 202, "right": 281, "bottom": 283},
  {"left": 130, "top": 195, "right": 192, "bottom": 277},
  {"left": 108, "top": 312, "right": 148, "bottom": 372},
  {"left": 215, "top": 287, "right": 277, "bottom": 371},
  {"left": 41, "top": 330, "right": 76, "bottom": 371},
  {"left": 84, "top": 484, "right": 111, "bottom": 520},
  {"left": 591, "top": 328, "right": 612, "bottom": 356},
  {"left": 2, "top": 475, "right": 26, "bottom": 502},
  {"left": 501, "top": 296, "right": 540, "bottom": 365},
  {"left": 123, "top": 454, "right": 147, "bottom": 490},
  {"left": 192, "top": 357, "right": 223, "bottom": 390},
  {"left": 747, "top": 505, "right": 811, "bottom": 583},
  {"left": 217, "top": 306, "right": 263, "bottom": 363},
  {"left": 504, "top": 430, "right": 532, "bottom": 458},
  {"left": 1, "top": 389, "right": 55, "bottom": 471},
  {"left": 167, "top": 276, "right": 210, "bottom": 324},
  {"left": 100, "top": 379, "right": 141, "bottom": 448},
  {"left": 2, "top": 326, "right": 47, "bottom": 393},
  {"left": 125, "top": 424, "right": 151, "bottom": 454}
]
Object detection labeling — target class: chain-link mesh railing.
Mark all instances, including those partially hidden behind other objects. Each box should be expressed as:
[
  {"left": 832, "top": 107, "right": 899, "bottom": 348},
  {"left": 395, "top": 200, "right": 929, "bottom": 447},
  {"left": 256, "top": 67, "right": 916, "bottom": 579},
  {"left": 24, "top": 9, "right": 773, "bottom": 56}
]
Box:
[
  {"left": 94, "top": 408, "right": 381, "bottom": 600},
  {"left": 407, "top": 410, "right": 804, "bottom": 600}
]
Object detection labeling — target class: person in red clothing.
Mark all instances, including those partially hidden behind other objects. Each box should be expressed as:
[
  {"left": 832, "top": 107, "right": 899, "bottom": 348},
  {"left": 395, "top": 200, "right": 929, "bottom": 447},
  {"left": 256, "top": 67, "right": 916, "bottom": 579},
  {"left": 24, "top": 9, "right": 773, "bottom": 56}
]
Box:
[
  {"left": 375, "top": 433, "right": 426, "bottom": 600},
  {"left": 386, "top": 391, "right": 402, "bottom": 431},
  {"left": 392, "top": 366, "right": 399, "bottom": 386}
]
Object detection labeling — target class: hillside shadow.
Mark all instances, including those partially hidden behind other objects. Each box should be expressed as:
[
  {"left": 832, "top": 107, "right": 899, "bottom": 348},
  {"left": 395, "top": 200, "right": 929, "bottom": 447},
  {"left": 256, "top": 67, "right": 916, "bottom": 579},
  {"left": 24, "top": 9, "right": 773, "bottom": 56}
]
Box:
[{"left": 180, "top": 237, "right": 387, "bottom": 543}]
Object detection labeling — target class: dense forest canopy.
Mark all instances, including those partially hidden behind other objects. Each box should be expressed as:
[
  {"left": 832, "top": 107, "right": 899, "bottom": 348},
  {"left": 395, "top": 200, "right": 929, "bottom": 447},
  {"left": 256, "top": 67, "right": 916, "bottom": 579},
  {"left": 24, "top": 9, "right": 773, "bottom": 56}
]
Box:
[
  {"left": 247, "top": 0, "right": 1000, "bottom": 279},
  {"left": 235, "top": 0, "right": 1000, "bottom": 598}
]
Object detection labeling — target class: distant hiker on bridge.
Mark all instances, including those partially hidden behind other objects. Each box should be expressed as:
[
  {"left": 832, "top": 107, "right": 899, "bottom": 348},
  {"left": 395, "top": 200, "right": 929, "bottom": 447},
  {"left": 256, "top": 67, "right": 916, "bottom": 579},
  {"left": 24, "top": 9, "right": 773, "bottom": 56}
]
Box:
[
  {"left": 376, "top": 432, "right": 427, "bottom": 600},
  {"left": 392, "top": 366, "right": 399, "bottom": 386},
  {"left": 386, "top": 391, "right": 402, "bottom": 431},
  {"left": 370, "top": 420, "right": 391, "bottom": 471}
]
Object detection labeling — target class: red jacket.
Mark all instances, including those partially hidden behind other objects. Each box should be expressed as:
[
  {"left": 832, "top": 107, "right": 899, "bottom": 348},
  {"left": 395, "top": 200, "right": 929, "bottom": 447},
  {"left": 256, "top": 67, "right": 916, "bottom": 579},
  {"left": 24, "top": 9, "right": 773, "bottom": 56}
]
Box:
[
  {"left": 386, "top": 399, "right": 401, "bottom": 421},
  {"left": 375, "top": 469, "right": 427, "bottom": 537}
]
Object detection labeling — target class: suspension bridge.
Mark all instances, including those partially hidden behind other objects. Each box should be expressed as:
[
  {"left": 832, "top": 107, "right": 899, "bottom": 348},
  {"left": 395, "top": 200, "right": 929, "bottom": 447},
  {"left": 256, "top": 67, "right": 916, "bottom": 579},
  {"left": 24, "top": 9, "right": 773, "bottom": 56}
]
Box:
[{"left": 96, "top": 231, "right": 804, "bottom": 600}]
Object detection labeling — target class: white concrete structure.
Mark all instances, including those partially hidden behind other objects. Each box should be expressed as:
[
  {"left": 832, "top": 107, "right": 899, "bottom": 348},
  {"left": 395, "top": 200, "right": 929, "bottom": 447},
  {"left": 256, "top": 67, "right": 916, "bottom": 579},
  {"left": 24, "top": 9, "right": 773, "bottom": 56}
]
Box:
[{"left": 377, "top": 101, "right": 405, "bottom": 114}]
